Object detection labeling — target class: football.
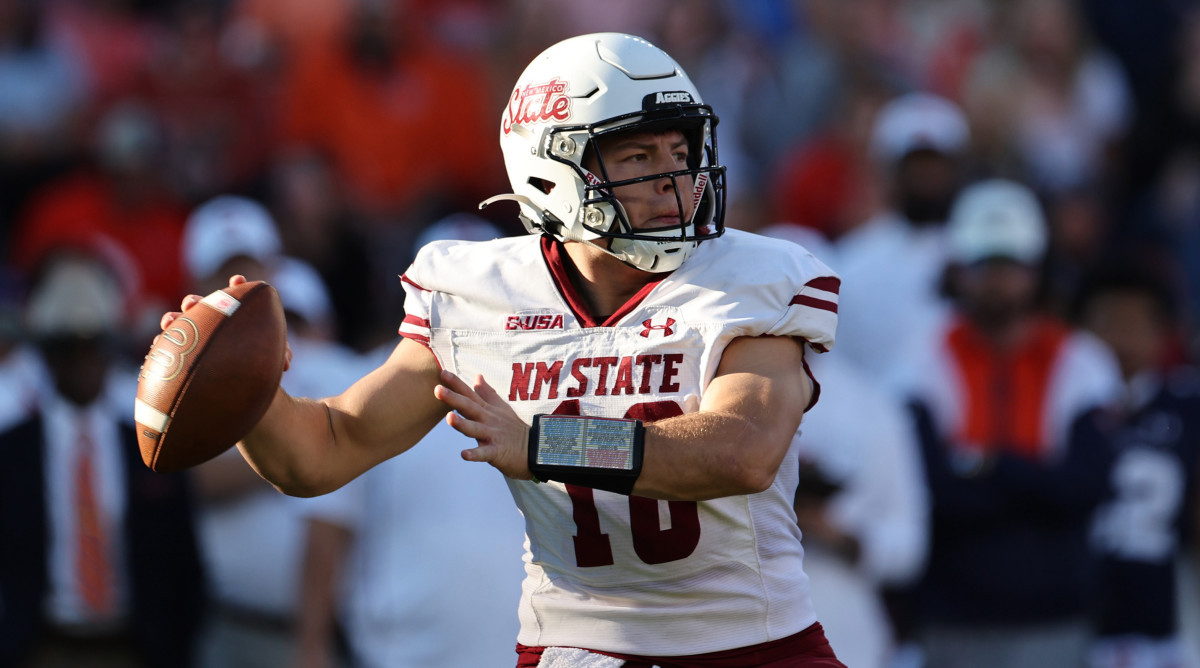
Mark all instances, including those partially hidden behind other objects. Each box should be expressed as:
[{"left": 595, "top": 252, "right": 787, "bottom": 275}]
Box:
[{"left": 135, "top": 280, "right": 286, "bottom": 473}]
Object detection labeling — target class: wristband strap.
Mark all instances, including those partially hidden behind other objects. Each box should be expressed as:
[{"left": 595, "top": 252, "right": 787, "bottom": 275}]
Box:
[{"left": 527, "top": 414, "right": 644, "bottom": 495}]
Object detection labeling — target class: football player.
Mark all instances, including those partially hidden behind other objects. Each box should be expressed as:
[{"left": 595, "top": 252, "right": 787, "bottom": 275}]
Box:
[{"left": 165, "top": 33, "right": 844, "bottom": 667}]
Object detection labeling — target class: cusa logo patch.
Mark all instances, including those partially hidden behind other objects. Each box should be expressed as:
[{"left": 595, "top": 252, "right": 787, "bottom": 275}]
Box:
[
  {"left": 506, "top": 313, "right": 565, "bottom": 330},
  {"left": 503, "top": 78, "right": 571, "bottom": 134}
]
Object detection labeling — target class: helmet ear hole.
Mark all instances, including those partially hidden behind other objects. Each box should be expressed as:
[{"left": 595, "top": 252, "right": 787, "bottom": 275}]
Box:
[{"left": 529, "top": 177, "right": 556, "bottom": 194}]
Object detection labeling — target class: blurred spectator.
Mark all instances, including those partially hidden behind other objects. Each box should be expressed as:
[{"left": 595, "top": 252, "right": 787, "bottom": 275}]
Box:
[
  {"left": 763, "top": 222, "right": 929, "bottom": 668},
  {"left": 740, "top": 0, "right": 911, "bottom": 183},
  {"left": 47, "top": 0, "right": 161, "bottom": 107},
  {"left": 1041, "top": 185, "right": 1120, "bottom": 320},
  {"left": 229, "top": 0, "right": 355, "bottom": 67},
  {"left": 900, "top": 179, "right": 1123, "bottom": 668},
  {"left": 179, "top": 196, "right": 352, "bottom": 668},
  {"left": 794, "top": 351, "right": 929, "bottom": 668},
  {"left": 276, "top": 0, "right": 502, "bottom": 220},
  {"left": 0, "top": 250, "right": 205, "bottom": 668},
  {"left": 1072, "top": 263, "right": 1200, "bottom": 668},
  {"left": 0, "top": 0, "right": 88, "bottom": 236},
  {"left": 1122, "top": 11, "right": 1200, "bottom": 340},
  {"left": 265, "top": 149, "right": 379, "bottom": 351},
  {"left": 832, "top": 92, "right": 968, "bottom": 392},
  {"left": 8, "top": 101, "right": 187, "bottom": 338},
  {"left": 295, "top": 419, "right": 526, "bottom": 668},
  {"left": 1006, "top": 0, "right": 1133, "bottom": 195},
  {"left": 295, "top": 212, "right": 519, "bottom": 668},
  {"left": 271, "top": 255, "right": 366, "bottom": 393},
  {"left": 958, "top": 46, "right": 1029, "bottom": 183},
  {"left": 181, "top": 194, "right": 281, "bottom": 295},
  {"left": 0, "top": 267, "right": 44, "bottom": 430},
  {"left": 131, "top": 0, "right": 274, "bottom": 202},
  {"left": 765, "top": 75, "right": 889, "bottom": 240}
]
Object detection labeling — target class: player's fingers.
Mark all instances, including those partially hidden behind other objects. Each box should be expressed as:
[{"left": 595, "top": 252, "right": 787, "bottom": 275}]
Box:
[
  {"left": 445, "top": 410, "right": 491, "bottom": 441},
  {"left": 179, "top": 293, "right": 203, "bottom": 312},
  {"left": 229, "top": 274, "right": 247, "bottom": 287},
  {"left": 473, "top": 375, "right": 506, "bottom": 406},
  {"left": 160, "top": 311, "right": 182, "bottom": 331},
  {"left": 460, "top": 443, "right": 498, "bottom": 464},
  {"left": 438, "top": 369, "right": 485, "bottom": 404},
  {"left": 434, "top": 383, "right": 485, "bottom": 420}
]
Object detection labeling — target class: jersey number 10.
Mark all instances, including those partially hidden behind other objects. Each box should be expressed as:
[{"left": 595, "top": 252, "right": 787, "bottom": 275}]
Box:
[{"left": 552, "top": 399, "right": 702, "bottom": 567}]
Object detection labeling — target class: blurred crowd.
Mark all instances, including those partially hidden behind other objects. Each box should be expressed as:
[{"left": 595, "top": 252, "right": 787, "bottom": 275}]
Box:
[{"left": 2, "top": 0, "right": 1200, "bottom": 667}]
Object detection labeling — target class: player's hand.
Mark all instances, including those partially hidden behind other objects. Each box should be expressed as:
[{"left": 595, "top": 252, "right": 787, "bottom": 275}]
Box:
[
  {"left": 158, "top": 275, "right": 292, "bottom": 372},
  {"left": 434, "top": 370, "right": 533, "bottom": 480}
]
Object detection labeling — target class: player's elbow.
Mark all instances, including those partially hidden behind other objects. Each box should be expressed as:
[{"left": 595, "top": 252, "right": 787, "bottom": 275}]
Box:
[
  {"left": 241, "top": 438, "right": 345, "bottom": 497},
  {"left": 719, "top": 442, "right": 785, "bottom": 495},
  {"left": 271, "top": 464, "right": 346, "bottom": 497},
  {"left": 732, "top": 460, "right": 780, "bottom": 495},
  {"left": 277, "top": 480, "right": 335, "bottom": 498}
]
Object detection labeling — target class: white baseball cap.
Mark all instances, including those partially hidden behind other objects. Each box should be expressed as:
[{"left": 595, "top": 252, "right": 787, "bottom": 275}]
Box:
[
  {"left": 947, "top": 179, "right": 1047, "bottom": 266},
  {"left": 270, "top": 256, "right": 333, "bottom": 327},
  {"left": 869, "top": 92, "right": 970, "bottom": 163},
  {"left": 26, "top": 255, "right": 126, "bottom": 338},
  {"left": 183, "top": 195, "right": 282, "bottom": 282}
]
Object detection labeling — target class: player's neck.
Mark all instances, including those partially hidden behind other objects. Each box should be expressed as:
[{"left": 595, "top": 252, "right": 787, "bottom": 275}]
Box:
[{"left": 561, "top": 241, "right": 655, "bottom": 319}]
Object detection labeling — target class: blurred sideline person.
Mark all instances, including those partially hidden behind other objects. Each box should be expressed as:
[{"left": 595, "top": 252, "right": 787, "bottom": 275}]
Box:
[
  {"left": 832, "top": 92, "right": 968, "bottom": 394},
  {"left": 761, "top": 223, "right": 929, "bottom": 668},
  {"left": 0, "top": 251, "right": 205, "bottom": 668},
  {"left": 162, "top": 33, "right": 847, "bottom": 666},
  {"left": 899, "top": 179, "right": 1122, "bottom": 668},
  {"left": 295, "top": 419, "right": 526, "bottom": 668},
  {"left": 294, "top": 212, "right": 517, "bottom": 668},
  {"left": 184, "top": 196, "right": 358, "bottom": 668},
  {"left": 793, "top": 349, "right": 929, "bottom": 668},
  {"left": 1073, "top": 264, "right": 1200, "bottom": 668}
]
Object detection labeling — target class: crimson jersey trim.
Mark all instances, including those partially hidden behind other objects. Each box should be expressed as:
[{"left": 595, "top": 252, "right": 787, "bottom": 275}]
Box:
[{"left": 540, "top": 236, "right": 667, "bottom": 328}]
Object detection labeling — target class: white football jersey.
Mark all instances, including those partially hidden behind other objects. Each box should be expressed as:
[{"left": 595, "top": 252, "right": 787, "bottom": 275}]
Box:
[{"left": 400, "top": 229, "right": 839, "bottom": 656}]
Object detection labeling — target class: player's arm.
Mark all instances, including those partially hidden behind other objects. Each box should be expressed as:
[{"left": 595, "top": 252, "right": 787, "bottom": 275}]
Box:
[
  {"left": 163, "top": 277, "right": 447, "bottom": 497},
  {"left": 439, "top": 334, "right": 811, "bottom": 502},
  {"left": 238, "top": 337, "right": 447, "bottom": 497},
  {"left": 633, "top": 334, "right": 810, "bottom": 500}
]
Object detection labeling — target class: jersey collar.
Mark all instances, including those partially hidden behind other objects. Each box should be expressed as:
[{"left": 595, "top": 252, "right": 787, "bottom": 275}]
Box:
[{"left": 540, "top": 236, "right": 665, "bottom": 328}]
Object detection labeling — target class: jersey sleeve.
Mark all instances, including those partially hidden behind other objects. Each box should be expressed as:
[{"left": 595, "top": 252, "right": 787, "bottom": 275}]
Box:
[
  {"left": 769, "top": 249, "right": 839, "bottom": 354},
  {"left": 398, "top": 245, "right": 439, "bottom": 347}
]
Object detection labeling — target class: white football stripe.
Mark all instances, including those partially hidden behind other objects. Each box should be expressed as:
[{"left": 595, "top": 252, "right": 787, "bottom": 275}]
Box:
[
  {"left": 201, "top": 290, "right": 242, "bottom": 317},
  {"left": 134, "top": 398, "right": 171, "bottom": 432}
]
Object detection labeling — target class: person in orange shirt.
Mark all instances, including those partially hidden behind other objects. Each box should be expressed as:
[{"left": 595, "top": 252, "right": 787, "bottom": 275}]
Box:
[
  {"left": 277, "top": 0, "right": 503, "bottom": 219},
  {"left": 899, "top": 179, "right": 1123, "bottom": 668}
]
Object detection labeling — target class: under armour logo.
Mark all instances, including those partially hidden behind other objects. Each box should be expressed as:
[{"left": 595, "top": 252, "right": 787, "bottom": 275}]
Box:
[{"left": 639, "top": 317, "right": 676, "bottom": 337}]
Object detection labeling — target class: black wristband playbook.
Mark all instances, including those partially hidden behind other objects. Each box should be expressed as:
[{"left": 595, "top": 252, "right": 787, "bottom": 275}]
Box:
[{"left": 527, "top": 414, "right": 645, "bottom": 495}]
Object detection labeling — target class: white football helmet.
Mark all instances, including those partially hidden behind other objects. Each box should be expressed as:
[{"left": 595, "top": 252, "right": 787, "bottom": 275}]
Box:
[{"left": 481, "top": 33, "right": 726, "bottom": 273}]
